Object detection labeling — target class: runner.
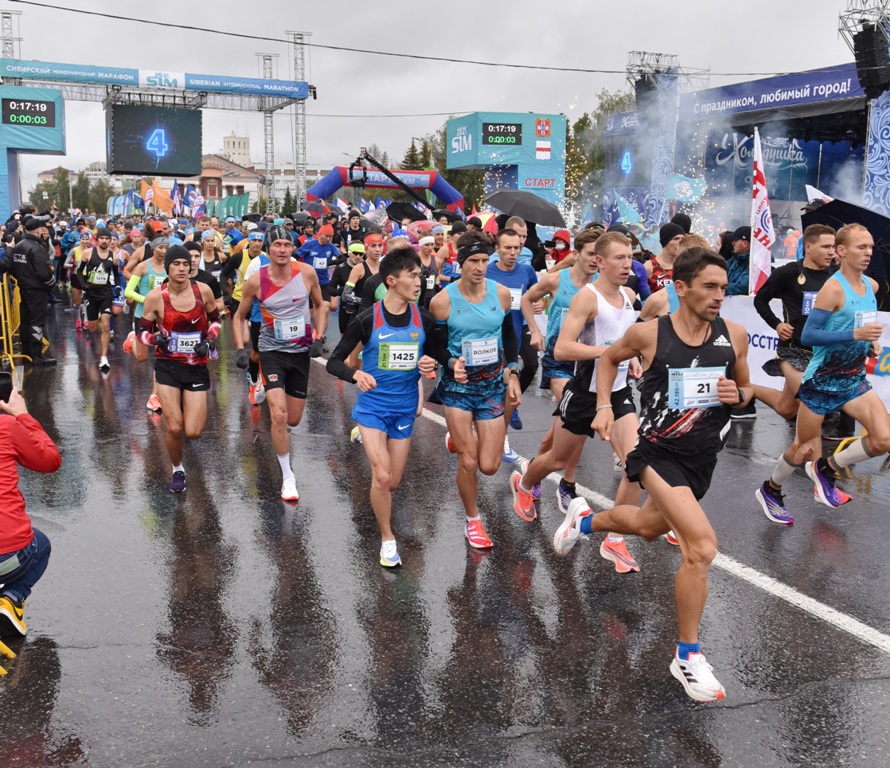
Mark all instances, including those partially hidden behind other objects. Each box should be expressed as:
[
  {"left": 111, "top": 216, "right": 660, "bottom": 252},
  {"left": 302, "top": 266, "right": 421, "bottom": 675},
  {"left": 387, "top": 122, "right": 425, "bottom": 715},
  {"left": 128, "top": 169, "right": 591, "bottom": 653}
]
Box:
[
  {"left": 123, "top": 236, "right": 168, "bottom": 412},
  {"left": 342, "top": 232, "right": 384, "bottom": 368},
  {"left": 553, "top": 246, "right": 753, "bottom": 702},
  {"left": 417, "top": 235, "right": 440, "bottom": 309},
  {"left": 512, "top": 231, "right": 643, "bottom": 572},
  {"left": 645, "top": 222, "right": 685, "bottom": 293},
  {"left": 233, "top": 226, "right": 327, "bottom": 502},
  {"left": 65, "top": 230, "right": 92, "bottom": 331},
  {"left": 326, "top": 245, "right": 439, "bottom": 567},
  {"left": 756, "top": 224, "right": 890, "bottom": 524},
  {"left": 296, "top": 223, "right": 337, "bottom": 356},
  {"left": 198, "top": 229, "right": 226, "bottom": 283},
  {"left": 137, "top": 245, "right": 221, "bottom": 492},
  {"left": 76, "top": 227, "right": 123, "bottom": 372},
  {"left": 237, "top": 231, "right": 276, "bottom": 406},
  {"left": 485, "top": 227, "right": 539, "bottom": 456},
  {"left": 429, "top": 230, "right": 521, "bottom": 549},
  {"left": 751, "top": 224, "right": 836, "bottom": 422},
  {"left": 330, "top": 241, "right": 365, "bottom": 335}
]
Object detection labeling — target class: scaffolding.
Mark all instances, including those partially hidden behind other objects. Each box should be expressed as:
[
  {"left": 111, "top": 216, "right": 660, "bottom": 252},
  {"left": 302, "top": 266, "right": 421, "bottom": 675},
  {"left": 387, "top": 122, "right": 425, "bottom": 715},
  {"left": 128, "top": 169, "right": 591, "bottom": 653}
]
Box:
[
  {"left": 287, "top": 31, "right": 311, "bottom": 206},
  {"left": 257, "top": 53, "right": 278, "bottom": 213}
]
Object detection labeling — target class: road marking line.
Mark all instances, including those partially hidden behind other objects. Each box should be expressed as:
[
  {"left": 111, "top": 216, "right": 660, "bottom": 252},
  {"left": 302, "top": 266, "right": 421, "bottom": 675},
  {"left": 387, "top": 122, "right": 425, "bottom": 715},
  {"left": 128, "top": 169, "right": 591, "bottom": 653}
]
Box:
[{"left": 316, "top": 358, "right": 890, "bottom": 655}]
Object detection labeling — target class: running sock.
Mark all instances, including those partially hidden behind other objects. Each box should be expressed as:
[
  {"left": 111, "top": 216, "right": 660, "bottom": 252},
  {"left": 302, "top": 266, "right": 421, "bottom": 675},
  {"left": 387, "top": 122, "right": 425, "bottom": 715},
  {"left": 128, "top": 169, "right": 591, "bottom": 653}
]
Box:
[
  {"left": 817, "top": 457, "right": 839, "bottom": 479},
  {"left": 770, "top": 454, "right": 800, "bottom": 487},
  {"left": 833, "top": 436, "right": 875, "bottom": 468},
  {"left": 519, "top": 477, "right": 535, "bottom": 494},
  {"left": 466, "top": 516, "right": 478, "bottom": 524},
  {"left": 249, "top": 358, "right": 260, "bottom": 383},
  {"left": 580, "top": 515, "right": 593, "bottom": 535},
  {"left": 607, "top": 534, "right": 624, "bottom": 543},
  {"left": 677, "top": 641, "right": 701, "bottom": 661},
  {"left": 172, "top": 464, "right": 184, "bottom": 474},
  {"left": 277, "top": 453, "right": 294, "bottom": 481}
]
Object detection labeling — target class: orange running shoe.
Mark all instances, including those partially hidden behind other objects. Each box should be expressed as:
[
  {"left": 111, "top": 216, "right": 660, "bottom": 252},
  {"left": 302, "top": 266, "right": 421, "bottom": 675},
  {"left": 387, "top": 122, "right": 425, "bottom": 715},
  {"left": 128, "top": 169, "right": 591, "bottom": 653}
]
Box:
[
  {"left": 146, "top": 394, "right": 162, "bottom": 413},
  {"left": 445, "top": 432, "right": 456, "bottom": 453},
  {"left": 510, "top": 470, "right": 537, "bottom": 522},
  {"left": 122, "top": 330, "right": 136, "bottom": 354},
  {"left": 665, "top": 530, "right": 680, "bottom": 546},
  {"left": 599, "top": 537, "right": 641, "bottom": 573},
  {"left": 464, "top": 518, "right": 493, "bottom": 549},
  {"left": 249, "top": 384, "right": 259, "bottom": 406}
]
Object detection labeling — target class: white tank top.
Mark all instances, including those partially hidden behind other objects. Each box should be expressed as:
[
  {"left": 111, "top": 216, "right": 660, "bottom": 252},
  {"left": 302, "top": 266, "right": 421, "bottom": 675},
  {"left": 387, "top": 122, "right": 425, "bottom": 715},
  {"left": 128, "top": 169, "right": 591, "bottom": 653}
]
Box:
[{"left": 582, "top": 283, "right": 637, "bottom": 392}]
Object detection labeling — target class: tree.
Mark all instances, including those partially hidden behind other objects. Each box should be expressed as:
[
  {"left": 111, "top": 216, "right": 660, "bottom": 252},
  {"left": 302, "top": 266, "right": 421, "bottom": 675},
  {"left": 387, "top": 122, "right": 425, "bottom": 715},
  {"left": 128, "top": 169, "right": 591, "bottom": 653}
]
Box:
[
  {"left": 423, "top": 123, "right": 484, "bottom": 211},
  {"left": 282, "top": 187, "right": 295, "bottom": 216},
  {"left": 27, "top": 167, "right": 72, "bottom": 211},
  {"left": 71, "top": 171, "right": 90, "bottom": 212},
  {"left": 401, "top": 140, "right": 422, "bottom": 170},
  {"left": 89, "top": 179, "right": 116, "bottom": 215}
]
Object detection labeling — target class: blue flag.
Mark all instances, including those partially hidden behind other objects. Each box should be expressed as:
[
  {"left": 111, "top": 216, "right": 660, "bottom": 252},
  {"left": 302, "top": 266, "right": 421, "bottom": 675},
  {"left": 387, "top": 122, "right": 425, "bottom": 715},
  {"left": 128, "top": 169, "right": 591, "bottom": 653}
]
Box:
[
  {"left": 375, "top": 196, "right": 390, "bottom": 209},
  {"left": 358, "top": 197, "right": 371, "bottom": 214},
  {"left": 665, "top": 173, "right": 707, "bottom": 203}
]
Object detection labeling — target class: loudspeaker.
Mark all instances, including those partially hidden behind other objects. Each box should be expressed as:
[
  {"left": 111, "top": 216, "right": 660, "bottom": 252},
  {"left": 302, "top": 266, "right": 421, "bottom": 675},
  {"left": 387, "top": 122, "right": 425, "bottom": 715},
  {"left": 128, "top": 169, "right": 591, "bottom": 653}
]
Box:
[
  {"left": 854, "top": 24, "right": 890, "bottom": 100},
  {"left": 634, "top": 76, "right": 658, "bottom": 115}
]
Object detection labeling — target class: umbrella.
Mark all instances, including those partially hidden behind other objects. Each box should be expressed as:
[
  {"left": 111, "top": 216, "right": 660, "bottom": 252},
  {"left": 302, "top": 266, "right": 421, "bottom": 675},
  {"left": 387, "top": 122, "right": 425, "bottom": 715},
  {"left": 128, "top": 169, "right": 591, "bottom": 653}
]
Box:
[
  {"left": 303, "top": 201, "right": 328, "bottom": 217},
  {"left": 432, "top": 208, "right": 461, "bottom": 223},
  {"left": 484, "top": 190, "right": 566, "bottom": 228},
  {"left": 386, "top": 201, "right": 427, "bottom": 224},
  {"left": 802, "top": 198, "right": 890, "bottom": 309},
  {"left": 291, "top": 211, "right": 312, "bottom": 225},
  {"left": 473, "top": 211, "right": 499, "bottom": 235},
  {"left": 407, "top": 220, "right": 435, "bottom": 237}
]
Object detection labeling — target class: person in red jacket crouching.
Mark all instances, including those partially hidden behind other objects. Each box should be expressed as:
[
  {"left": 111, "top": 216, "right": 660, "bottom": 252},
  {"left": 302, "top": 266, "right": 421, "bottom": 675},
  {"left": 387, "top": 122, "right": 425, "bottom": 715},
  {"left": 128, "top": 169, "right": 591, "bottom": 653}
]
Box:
[{"left": 0, "top": 374, "right": 61, "bottom": 637}]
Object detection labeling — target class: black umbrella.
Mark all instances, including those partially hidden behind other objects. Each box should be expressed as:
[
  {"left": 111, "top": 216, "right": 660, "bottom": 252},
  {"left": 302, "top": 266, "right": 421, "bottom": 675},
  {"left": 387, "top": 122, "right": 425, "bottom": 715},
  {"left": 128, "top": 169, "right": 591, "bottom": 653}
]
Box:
[
  {"left": 432, "top": 208, "right": 461, "bottom": 223},
  {"left": 802, "top": 198, "right": 890, "bottom": 309},
  {"left": 386, "top": 201, "right": 426, "bottom": 224},
  {"left": 291, "top": 211, "right": 312, "bottom": 225},
  {"left": 303, "top": 201, "right": 327, "bottom": 217},
  {"left": 484, "top": 190, "right": 566, "bottom": 228}
]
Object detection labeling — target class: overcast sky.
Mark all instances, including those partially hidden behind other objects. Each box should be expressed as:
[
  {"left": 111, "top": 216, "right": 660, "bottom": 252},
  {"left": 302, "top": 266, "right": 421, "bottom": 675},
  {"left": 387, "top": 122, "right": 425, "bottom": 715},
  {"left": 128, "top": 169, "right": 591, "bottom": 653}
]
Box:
[{"left": 7, "top": 0, "right": 856, "bottom": 191}]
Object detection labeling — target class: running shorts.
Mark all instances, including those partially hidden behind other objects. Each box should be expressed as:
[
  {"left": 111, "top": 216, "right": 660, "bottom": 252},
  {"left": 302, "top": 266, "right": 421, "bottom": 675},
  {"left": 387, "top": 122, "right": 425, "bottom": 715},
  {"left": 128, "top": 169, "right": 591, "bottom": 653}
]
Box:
[{"left": 259, "top": 350, "right": 310, "bottom": 399}]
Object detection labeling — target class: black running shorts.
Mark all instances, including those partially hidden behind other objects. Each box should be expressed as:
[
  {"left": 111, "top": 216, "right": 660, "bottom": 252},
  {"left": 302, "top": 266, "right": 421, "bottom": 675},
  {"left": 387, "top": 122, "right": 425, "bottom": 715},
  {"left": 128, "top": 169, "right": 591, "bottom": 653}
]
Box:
[
  {"left": 155, "top": 358, "right": 211, "bottom": 392},
  {"left": 554, "top": 383, "right": 636, "bottom": 438},
  {"left": 259, "top": 350, "right": 310, "bottom": 399},
  {"left": 624, "top": 438, "right": 717, "bottom": 501}
]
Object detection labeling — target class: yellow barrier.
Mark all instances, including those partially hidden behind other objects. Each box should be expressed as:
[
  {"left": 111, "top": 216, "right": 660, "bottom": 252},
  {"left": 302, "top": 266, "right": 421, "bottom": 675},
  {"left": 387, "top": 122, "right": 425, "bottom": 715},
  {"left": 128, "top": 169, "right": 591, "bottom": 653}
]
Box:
[{"left": 0, "top": 275, "right": 31, "bottom": 371}]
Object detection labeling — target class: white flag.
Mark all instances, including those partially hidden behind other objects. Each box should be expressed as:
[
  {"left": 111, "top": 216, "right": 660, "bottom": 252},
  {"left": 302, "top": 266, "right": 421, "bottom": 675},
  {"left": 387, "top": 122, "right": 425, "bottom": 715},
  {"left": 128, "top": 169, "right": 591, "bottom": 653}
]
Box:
[{"left": 749, "top": 127, "right": 774, "bottom": 294}]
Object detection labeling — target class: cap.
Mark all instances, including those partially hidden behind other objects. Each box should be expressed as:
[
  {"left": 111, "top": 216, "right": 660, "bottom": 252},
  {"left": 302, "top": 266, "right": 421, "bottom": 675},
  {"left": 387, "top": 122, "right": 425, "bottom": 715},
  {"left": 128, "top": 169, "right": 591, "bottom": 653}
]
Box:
[
  {"left": 364, "top": 233, "right": 384, "bottom": 246},
  {"left": 283, "top": 218, "right": 294, "bottom": 225},
  {"left": 265, "top": 225, "right": 291, "bottom": 245},
  {"left": 248, "top": 231, "right": 265, "bottom": 242},
  {"left": 184, "top": 240, "right": 202, "bottom": 254},
  {"left": 201, "top": 229, "right": 217, "bottom": 241},
  {"left": 79, "top": 232, "right": 91, "bottom": 240},
  {"left": 390, "top": 228, "right": 408, "bottom": 239},
  {"left": 164, "top": 244, "right": 191, "bottom": 271},
  {"left": 451, "top": 221, "right": 468, "bottom": 234},
  {"left": 246, "top": 222, "right": 258, "bottom": 231},
  {"left": 418, "top": 235, "right": 435, "bottom": 246},
  {"left": 348, "top": 210, "right": 361, "bottom": 219},
  {"left": 225, "top": 216, "right": 236, "bottom": 223},
  {"left": 58, "top": 220, "right": 68, "bottom": 227},
  {"left": 467, "top": 216, "right": 483, "bottom": 228},
  {"left": 96, "top": 227, "right": 113, "bottom": 239},
  {"left": 348, "top": 241, "right": 366, "bottom": 254},
  {"left": 318, "top": 224, "right": 334, "bottom": 236},
  {"left": 432, "top": 225, "right": 446, "bottom": 234},
  {"left": 731, "top": 225, "right": 752, "bottom": 243},
  {"left": 659, "top": 222, "right": 685, "bottom": 247}
]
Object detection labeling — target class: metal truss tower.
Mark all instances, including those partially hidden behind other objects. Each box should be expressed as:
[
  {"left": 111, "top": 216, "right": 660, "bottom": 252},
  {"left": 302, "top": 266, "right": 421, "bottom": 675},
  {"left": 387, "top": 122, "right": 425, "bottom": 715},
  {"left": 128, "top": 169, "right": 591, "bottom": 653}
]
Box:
[
  {"left": 1, "top": 10, "right": 21, "bottom": 61},
  {"left": 839, "top": 0, "right": 890, "bottom": 52},
  {"left": 257, "top": 53, "right": 278, "bottom": 214},
  {"left": 626, "top": 51, "right": 710, "bottom": 94},
  {"left": 286, "top": 31, "right": 310, "bottom": 206}
]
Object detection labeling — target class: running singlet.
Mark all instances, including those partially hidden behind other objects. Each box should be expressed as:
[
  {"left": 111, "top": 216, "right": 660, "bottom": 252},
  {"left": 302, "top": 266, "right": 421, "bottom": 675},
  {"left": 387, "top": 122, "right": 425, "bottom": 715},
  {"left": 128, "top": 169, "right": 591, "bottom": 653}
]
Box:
[
  {"left": 358, "top": 301, "right": 425, "bottom": 413},
  {"left": 201, "top": 253, "right": 223, "bottom": 282},
  {"left": 257, "top": 264, "right": 312, "bottom": 353},
  {"left": 638, "top": 315, "right": 736, "bottom": 456},
  {"left": 444, "top": 279, "right": 505, "bottom": 382},
  {"left": 544, "top": 269, "right": 586, "bottom": 356},
  {"left": 665, "top": 282, "right": 680, "bottom": 314},
  {"left": 648, "top": 257, "right": 672, "bottom": 293},
  {"left": 82, "top": 250, "right": 116, "bottom": 296},
  {"left": 135, "top": 262, "right": 167, "bottom": 319},
  {"left": 802, "top": 272, "right": 876, "bottom": 393},
  {"left": 575, "top": 284, "right": 637, "bottom": 392},
  {"left": 232, "top": 252, "right": 255, "bottom": 302},
  {"left": 486, "top": 261, "right": 538, "bottom": 341},
  {"left": 157, "top": 282, "right": 209, "bottom": 366}
]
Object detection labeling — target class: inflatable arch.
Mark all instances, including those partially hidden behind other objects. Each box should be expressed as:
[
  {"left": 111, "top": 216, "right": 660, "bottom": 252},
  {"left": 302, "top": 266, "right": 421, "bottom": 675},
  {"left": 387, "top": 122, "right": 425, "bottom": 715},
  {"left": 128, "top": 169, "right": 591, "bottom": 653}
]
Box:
[{"left": 306, "top": 167, "right": 464, "bottom": 211}]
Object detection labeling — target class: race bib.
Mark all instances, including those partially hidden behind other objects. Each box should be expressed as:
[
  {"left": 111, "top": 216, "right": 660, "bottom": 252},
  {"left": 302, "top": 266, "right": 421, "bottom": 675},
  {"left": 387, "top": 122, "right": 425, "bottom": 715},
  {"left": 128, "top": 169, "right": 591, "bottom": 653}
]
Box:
[
  {"left": 461, "top": 336, "right": 499, "bottom": 366},
  {"left": 315, "top": 258, "right": 328, "bottom": 270},
  {"left": 170, "top": 331, "right": 201, "bottom": 354},
  {"left": 509, "top": 288, "right": 522, "bottom": 311},
  {"left": 668, "top": 366, "right": 725, "bottom": 409},
  {"left": 148, "top": 274, "right": 160, "bottom": 290},
  {"left": 855, "top": 310, "right": 878, "bottom": 328},
  {"left": 91, "top": 270, "right": 109, "bottom": 285},
  {"left": 211, "top": 269, "right": 222, "bottom": 281},
  {"left": 426, "top": 274, "right": 436, "bottom": 291},
  {"left": 801, "top": 291, "right": 818, "bottom": 315},
  {"left": 378, "top": 341, "right": 419, "bottom": 371},
  {"left": 273, "top": 316, "right": 306, "bottom": 341}
]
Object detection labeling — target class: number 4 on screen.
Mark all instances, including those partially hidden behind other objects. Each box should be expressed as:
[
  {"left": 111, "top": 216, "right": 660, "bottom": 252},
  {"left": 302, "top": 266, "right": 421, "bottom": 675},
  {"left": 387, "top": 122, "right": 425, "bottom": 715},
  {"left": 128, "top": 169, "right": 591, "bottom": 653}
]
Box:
[{"left": 146, "top": 128, "right": 169, "bottom": 158}]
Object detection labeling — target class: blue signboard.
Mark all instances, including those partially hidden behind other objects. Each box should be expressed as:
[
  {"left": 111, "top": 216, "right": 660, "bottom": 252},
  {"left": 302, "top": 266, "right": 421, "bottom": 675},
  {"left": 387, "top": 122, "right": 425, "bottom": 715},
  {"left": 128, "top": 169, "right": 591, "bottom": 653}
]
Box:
[
  {"left": 0, "top": 85, "right": 66, "bottom": 217},
  {"left": 446, "top": 111, "right": 567, "bottom": 208},
  {"left": 0, "top": 59, "right": 309, "bottom": 100}
]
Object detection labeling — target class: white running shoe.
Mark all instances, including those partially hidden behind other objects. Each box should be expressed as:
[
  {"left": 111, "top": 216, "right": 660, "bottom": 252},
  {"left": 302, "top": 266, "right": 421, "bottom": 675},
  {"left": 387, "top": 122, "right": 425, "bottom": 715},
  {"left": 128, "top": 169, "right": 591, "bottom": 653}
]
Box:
[
  {"left": 379, "top": 539, "right": 401, "bottom": 568},
  {"left": 254, "top": 379, "right": 266, "bottom": 405},
  {"left": 553, "top": 497, "right": 592, "bottom": 556},
  {"left": 281, "top": 477, "right": 299, "bottom": 503},
  {"left": 350, "top": 426, "right": 363, "bottom": 445},
  {"left": 670, "top": 650, "right": 726, "bottom": 702}
]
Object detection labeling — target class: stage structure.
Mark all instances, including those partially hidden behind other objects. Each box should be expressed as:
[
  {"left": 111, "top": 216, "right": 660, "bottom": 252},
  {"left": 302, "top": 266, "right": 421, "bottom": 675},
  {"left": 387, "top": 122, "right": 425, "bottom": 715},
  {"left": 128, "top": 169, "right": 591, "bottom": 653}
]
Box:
[{"left": 0, "top": 10, "right": 315, "bottom": 216}]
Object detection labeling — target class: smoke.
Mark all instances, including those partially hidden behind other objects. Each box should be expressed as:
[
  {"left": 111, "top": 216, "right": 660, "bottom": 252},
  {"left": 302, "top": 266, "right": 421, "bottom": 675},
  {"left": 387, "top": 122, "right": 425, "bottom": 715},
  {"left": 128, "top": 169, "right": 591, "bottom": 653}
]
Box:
[{"left": 820, "top": 159, "right": 865, "bottom": 205}]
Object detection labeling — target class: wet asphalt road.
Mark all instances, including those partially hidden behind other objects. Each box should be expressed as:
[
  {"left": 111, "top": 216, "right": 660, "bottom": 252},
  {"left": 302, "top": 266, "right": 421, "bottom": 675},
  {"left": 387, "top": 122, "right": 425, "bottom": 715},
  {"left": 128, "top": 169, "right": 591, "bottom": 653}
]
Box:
[{"left": 3, "top": 303, "right": 890, "bottom": 767}]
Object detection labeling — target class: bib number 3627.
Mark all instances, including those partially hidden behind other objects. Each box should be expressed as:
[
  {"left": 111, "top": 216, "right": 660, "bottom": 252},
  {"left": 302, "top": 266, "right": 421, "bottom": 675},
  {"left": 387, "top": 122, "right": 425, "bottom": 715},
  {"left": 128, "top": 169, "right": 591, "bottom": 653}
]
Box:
[{"left": 668, "top": 366, "right": 725, "bottom": 409}]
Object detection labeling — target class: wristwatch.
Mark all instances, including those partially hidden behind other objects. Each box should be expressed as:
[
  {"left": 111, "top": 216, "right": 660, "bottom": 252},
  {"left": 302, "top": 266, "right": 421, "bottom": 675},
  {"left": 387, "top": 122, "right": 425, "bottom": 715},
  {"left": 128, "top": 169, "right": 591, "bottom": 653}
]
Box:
[{"left": 736, "top": 387, "right": 745, "bottom": 405}]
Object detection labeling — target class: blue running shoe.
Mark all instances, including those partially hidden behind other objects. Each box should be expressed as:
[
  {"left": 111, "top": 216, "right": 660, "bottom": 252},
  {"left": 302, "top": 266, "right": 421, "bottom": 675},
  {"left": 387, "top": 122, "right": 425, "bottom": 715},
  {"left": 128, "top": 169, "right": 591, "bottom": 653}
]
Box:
[
  {"left": 557, "top": 480, "right": 576, "bottom": 516},
  {"left": 169, "top": 471, "right": 186, "bottom": 493},
  {"left": 755, "top": 481, "right": 793, "bottom": 524},
  {"left": 805, "top": 460, "right": 848, "bottom": 508},
  {"left": 502, "top": 437, "right": 520, "bottom": 464},
  {"left": 509, "top": 409, "right": 523, "bottom": 430}
]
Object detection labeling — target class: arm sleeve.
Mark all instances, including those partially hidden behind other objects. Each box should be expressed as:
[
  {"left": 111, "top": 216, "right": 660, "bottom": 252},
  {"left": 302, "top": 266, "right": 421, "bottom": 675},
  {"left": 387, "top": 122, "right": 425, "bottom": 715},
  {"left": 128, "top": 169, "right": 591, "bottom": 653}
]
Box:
[
  {"left": 125, "top": 273, "right": 144, "bottom": 303},
  {"left": 801, "top": 308, "right": 855, "bottom": 347},
  {"left": 11, "top": 414, "right": 61, "bottom": 473},
  {"left": 219, "top": 253, "right": 242, "bottom": 283},
  {"left": 633, "top": 261, "right": 651, "bottom": 301},
  {"left": 501, "top": 311, "right": 519, "bottom": 366},
  {"left": 753, "top": 267, "right": 784, "bottom": 329},
  {"left": 325, "top": 309, "right": 373, "bottom": 382},
  {"left": 421, "top": 310, "right": 438, "bottom": 359},
  {"left": 434, "top": 320, "right": 452, "bottom": 368}
]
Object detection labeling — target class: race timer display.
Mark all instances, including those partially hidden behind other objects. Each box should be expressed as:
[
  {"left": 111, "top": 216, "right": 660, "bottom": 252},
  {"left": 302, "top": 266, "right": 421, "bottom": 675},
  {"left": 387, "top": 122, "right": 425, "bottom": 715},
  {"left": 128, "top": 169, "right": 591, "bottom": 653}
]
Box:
[
  {"left": 482, "top": 122, "right": 522, "bottom": 145},
  {"left": 2, "top": 98, "right": 56, "bottom": 128},
  {"left": 106, "top": 104, "right": 202, "bottom": 176}
]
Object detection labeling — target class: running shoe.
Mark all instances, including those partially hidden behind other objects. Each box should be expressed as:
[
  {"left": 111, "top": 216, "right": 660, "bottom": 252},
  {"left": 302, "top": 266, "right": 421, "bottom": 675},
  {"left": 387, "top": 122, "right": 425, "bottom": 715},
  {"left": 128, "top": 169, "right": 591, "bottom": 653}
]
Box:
[
  {"left": 169, "top": 471, "right": 186, "bottom": 493},
  {"left": 509, "top": 409, "right": 523, "bottom": 430},
  {"left": 253, "top": 379, "right": 266, "bottom": 405},
  {"left": 599, "top": 537, "right": 641, "bottom": 573},
  {"left": 122, "top": 330, "right": 135, "bottom": 354},
  {"left": 249, "top": 384, "right": 259, "bottom": 406},
  {"left": 379, "top": 539, "right": 401, "bottom": 568},
  {"left": 557, "top": 480, "right": 576, "bottom": 516},
  {"left": 755, "top": 481, "right": 794, "bottom": 525},
  {"left": 465, "top": 518, "right": 493, "bottom": 549},
  {"left": 75, "top": 318, "right": 82, "bottom": 331},
  {"left": 99, "top": 357, "right": 110, "bottom": 373},
  {"left": 670, "top": 650, "right": 726, "bottom": 702},
  {"left": 518, "top": 460, "right": 541, "bottom": 500},
  {"left": 553, "top": 497, "right": 592, "bottom": 556},
  {"left": 510, "top": 470, "right": 537, "bottom": 522},
  {"left": 665, "top": 530, "right": 680, "bottom": 546},
  {"left": 613, "top": 452, "right": 624, "bottom": 472},
  {"left": 805, "top": 460, "right": 848, "bottom": 508},
  {"left": 0, "top": 596, "right": 26, "bottom": 637},
  {"left": 445, "top": 432, "right": 456, "bottom": 453},
  {"left": 281, "top": 477, "right": 299, "bottom": 503},
  {"left": 350, "top": 426, "right": 363, "bottom": 445},
  {"left": 146, "top": 394, "right": 162, "bottom": 413},
  {"left": 730, "top": 400, "right": 757, "bottom": 420},
  {"left": 502, "top": 436, "right": 520, "bottom": 464}
]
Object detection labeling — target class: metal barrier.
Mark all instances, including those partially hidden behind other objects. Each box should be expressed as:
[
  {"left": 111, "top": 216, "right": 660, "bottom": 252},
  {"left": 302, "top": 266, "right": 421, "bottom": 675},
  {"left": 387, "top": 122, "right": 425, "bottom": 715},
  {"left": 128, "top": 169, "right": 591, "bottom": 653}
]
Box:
[{"left": 0, "top": 274, "right": 31, "bottom": 371}]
